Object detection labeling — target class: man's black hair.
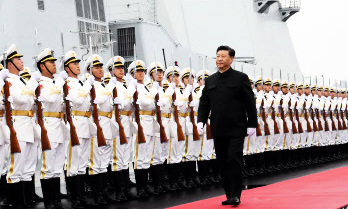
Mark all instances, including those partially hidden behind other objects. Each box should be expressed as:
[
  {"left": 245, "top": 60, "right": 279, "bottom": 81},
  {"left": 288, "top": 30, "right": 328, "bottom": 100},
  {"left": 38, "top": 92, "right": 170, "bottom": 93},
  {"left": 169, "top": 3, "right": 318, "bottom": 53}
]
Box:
[{"left": 216, "top": 45, "right": 235, "bottom": 57}]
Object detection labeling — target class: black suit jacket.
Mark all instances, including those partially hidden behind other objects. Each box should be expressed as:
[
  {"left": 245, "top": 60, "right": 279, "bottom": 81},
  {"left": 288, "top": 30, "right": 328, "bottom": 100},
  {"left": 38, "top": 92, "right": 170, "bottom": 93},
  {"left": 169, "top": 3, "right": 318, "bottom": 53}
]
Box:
[{"left": 198, "top": 67, "right": 257, "bottom": 138}]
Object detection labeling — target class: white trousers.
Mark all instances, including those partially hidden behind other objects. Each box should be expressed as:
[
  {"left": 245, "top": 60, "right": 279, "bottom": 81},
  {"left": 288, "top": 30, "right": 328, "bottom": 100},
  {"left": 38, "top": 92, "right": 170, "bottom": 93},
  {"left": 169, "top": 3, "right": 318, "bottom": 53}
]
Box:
[
  {"left": 41, "top": 142, "right": 65, "bottom": 179},
  {"left": 112, "top": 137, "right": 131, "bottom": 171},
  {"left": 89, "top": 138, "right": 113, "bottom": 175},
  {"left": 7, "top": 141, "right": 38, "bottom": 183},
  {"left": 66, "top": 138, "right": 90, "bottom": 177},
  {"left": 134, "top": 135, "right": 155, "bottom": 170},
  {"left": 199, "top": 134, "right": 214, "bottom": 160}
]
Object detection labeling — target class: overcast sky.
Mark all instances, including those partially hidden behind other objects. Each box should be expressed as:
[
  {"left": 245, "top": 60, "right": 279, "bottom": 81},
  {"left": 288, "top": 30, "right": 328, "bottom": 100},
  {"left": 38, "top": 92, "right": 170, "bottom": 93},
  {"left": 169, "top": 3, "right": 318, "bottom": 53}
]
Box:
[{"left": 287, "top": 0, "right": 348, "bottom": 86}]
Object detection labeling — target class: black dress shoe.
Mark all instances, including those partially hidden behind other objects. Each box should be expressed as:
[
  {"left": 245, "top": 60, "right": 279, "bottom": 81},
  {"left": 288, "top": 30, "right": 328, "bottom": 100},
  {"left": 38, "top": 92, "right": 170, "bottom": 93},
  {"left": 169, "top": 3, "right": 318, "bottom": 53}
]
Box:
[{"left": 222, "top": 197, "right": 241, "bottom": 206}]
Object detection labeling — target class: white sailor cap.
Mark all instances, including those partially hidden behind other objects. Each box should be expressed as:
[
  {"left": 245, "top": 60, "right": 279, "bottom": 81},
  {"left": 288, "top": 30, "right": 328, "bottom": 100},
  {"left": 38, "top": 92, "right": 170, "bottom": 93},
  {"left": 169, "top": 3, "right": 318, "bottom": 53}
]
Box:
[
  {"left": 103, "top": 72, "right": 111, "bottom": 82},
  {"left": 193, "top": 82, "right": 200, "bottom": 92},
  {"left": 19, "top": 67, "right": 31, "bottom": 78},
  {"left": 164, "top": 66, "right": 180, "bottom": 79},
  {"left": 324, "top": 85, "right": 330, "bottom": 91},
  {"left": 85, "top": 54, "right": 103, "bottom": 72},
  {"left": 341, "top": 88, "right": 347, "bottom": 93},
  {"left": 196, "top": 69, "right": 211, "bottom": 81},
  {"left": 106, "top": 56, "right": 125, "bottom": 72},
  {"left": 263, "top": 77, "right": 271, "bottom": 85},
  {"left": 128, "top": 60, "right": 145, "bottom": 73},
  {"left": 330, "top": 87, "right": 336, "bottom": 93},
  {"left": 272, "top": 79, "right": 280, "bottom": 86},
  {"left": 248, "top": 76, "right": 254, "bottom": 84},
  {"left": 255, "top": 77, "right": 263, "bottom": 85},
  {"left": 5, "top": 44, "right": 23, "bottom": 61},
  {"left": 36, "top": 48, "right": 57, "bottom": 65},
  {"left": 296, "top": 82, "right": 304, "bottom": 89},
  {"left": 281, "top": 80, "right": 289, "bottom": 88},
  {"left": 63, "top": 51, "right": 81, "bottom": 66},
  {"left": 180, "top": 68, "right": 195, "bottom": 82},
  {"left": 0, "top": 55, "right": 4, "bottom": 70},
  {"left": 289, "top": 81, "right": 296, "bottom": 88},
  {"left": 304, "top": 82, "right": 310, "bottom": 89},
  {"left": 147, "top": 62, "right": 164, "bottom": 77},
  {"left": 162, "top": 79, "right": 170, "bottom": 88}
]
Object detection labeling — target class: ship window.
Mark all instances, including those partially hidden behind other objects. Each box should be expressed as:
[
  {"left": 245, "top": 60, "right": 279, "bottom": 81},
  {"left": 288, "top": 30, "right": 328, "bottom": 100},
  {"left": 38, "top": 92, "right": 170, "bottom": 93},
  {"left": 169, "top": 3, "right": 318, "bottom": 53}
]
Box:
[
  {"left": 117, "top": 27, "right": 135, "bottom": 57},
  {"left": 98, "top": 0, "right": 106, "bottom": 22},
  {"left": 37, "top": 0, "right": 45, "bottom": 11},
  {"left": 91, "top": 0, "right": 99, "bottom": 21},
  {"left": 75, "top": 0, "right": 83, "bottom": 17},
  {"left": 124, "top": 61, "right": 132, "bottom": 74},
  {"left": 78, "top": 21, "right": 87, "bottom": 46},
  {"left": 83, "top": 0, "right": 91, "bottom": 19}
]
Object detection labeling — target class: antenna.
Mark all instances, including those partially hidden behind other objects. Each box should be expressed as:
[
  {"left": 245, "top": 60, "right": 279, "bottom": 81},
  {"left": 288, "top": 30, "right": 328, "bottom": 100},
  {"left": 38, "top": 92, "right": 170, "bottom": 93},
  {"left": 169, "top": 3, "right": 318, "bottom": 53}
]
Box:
[{"left": 189, "top": 54, "right": 192, "bottom": 85}]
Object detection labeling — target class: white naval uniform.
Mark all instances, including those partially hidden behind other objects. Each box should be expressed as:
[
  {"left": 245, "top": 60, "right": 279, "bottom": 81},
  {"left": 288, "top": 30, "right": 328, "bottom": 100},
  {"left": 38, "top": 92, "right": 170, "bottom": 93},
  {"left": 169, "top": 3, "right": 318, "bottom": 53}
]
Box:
[
  {"left": 340, "top": 98, "right": 348, "bottom": 144},
  {"left": 65, "top": 77, "right": 96, "bottom": 177},
  {"left": 304, "top": 95, "right": 314, "bottom": 148},
  {"left": 323, "top": 97, "right": 333, "bottom": 146},
  {"left": 290, "top": 94, "right": 300, "bottom": 150},
  {"left": 263, "top": 92, "right": 275, "bottom": 152},
  {"left": 6, "top": 73, "right": 40, "bottom": 183},
  {"left": 183, "top": 87, "right": 202, "bottom": 162},
  {"left": 281, "top": 93, "right": 293, "bottom": 150},
  {"left": 330, "top": 98, "right": 339, "bottom": 145},
  {"left": 0, "top": 78, "right": 10, "bottom": 179},
  {"left": 134, "top": 83, "right": 159, "bottom": 170},
  {"left": 89, "top": 81, "right": 117, "bottom": 175},
  {"left": 311, "top": 95, "right": 321, "bottom": 147},
  {"left": 296, "top": 94, "right": 307, "bottom": 149},
  {"left": 108, "top": 81, "right": 136, "bottom": 171},
  {"left": 39, "top": 76, "right": 68, "bottom": 179},
  {"left": 272, "top": 92, "right": 284, "bottom": 151},
  {"left": 255, "top": 91, "right": 266, "bottom": 154},
  {"left": 318, "top": 96, "right": 327, "bottom": 146}
]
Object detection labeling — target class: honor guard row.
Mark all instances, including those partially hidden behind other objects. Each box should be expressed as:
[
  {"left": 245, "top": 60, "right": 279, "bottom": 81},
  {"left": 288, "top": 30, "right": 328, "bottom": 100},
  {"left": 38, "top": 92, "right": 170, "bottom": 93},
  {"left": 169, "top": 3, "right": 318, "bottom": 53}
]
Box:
[{"left": 0, "top": 44, "right": 221, "bottom": 209}]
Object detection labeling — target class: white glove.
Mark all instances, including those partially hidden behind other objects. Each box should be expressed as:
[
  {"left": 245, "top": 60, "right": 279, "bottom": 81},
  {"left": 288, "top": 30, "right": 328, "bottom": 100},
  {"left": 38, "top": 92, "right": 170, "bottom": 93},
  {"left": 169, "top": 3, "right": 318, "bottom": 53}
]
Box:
[
  {"left": 110, "top": 77, "right": 117, "bottom": 85},
  {"left": 157, "top": 99, "right": 164, "bottom": 107},
  {"left": 7, "top": 96, "right": 13, "bottom": 104},
  {"left": 169, "top": 83, "right": 176, "bottom": 90},
  {"left": 114, "top": 97, "right": 123, "bottom": 105},
  {"left": 186, "top": 84, "right": 193, "bottom": 93},
  {"left": 174, "top": 100, "right": 184, "bottom": 107},
  {"left": 58, "top": 71, "right": 68, "bottom": 81},
  {"left": 37, "top": 95, "right": 44, "bottom": 102},
  {"left": 65, "top": 95, "right": 73, "bottom": 102},
  {"left": 31, "top": 71, "right": 42, "bottom": 82},
  {"left": 88, "top": 74, "right": 95, "bottom": 85},
  {"left": 93, "top": 97, "right": 100, "bottom": 104},
  {"left": 247, "top": 128, "right": 256, "bottom": 136},
  {"left": 189, "top": 101, "right": 196, "bottom": 107},
  {"left": 0, "top": 68, "right": 9, "bottom": 81},
  {"left": 152, "top": 81, "right": 160, "bottom": 90},
  {"left": 197, "top": 122, "right": 204, "bottom": 135},
  {"left": 129, "top": 79, "right": 138, "bottom": 89}
]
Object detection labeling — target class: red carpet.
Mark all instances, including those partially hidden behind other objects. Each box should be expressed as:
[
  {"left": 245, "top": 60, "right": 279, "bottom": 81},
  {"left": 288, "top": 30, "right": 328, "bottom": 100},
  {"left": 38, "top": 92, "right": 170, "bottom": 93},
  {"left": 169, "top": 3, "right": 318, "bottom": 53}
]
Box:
[{"left": 168, "top": 166, "right": 348, "bottom": 209}]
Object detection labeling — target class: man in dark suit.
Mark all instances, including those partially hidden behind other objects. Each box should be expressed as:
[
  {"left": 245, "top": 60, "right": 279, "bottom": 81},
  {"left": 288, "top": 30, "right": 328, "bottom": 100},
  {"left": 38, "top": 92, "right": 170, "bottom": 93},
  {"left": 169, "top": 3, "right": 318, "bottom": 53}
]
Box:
[{"left": 198, "top": 46, "right": 257, "bottom": 206}]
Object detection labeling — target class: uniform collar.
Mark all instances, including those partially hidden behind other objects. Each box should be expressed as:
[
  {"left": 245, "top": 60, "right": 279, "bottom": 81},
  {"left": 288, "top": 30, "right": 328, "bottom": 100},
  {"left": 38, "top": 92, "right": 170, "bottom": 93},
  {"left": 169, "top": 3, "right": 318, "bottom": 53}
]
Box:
[
  {"left": 9, "top": 73, "right": 20, "bottom": 79},
  {"left": 40, "top": 76, "right": 54, "bottom": 83},
  {"left": 67, "top": 77, "right": 79, "bottom": 82},
  {"left": 218, "top": 67, "right": 232, "bottom": 78}
]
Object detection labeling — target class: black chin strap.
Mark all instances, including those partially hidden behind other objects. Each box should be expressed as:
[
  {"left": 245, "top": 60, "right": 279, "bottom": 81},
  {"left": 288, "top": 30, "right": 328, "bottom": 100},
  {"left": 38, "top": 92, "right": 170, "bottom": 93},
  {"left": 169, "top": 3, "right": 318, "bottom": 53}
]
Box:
[
  {"left": 67, "top": 65, "right": 78, "bottom": 76},
  {"left": 42, "top": 63, "right": 54, "bottom": 76},
  {"left": 9, "top": 60, "right": 21, "bottom": 72}
]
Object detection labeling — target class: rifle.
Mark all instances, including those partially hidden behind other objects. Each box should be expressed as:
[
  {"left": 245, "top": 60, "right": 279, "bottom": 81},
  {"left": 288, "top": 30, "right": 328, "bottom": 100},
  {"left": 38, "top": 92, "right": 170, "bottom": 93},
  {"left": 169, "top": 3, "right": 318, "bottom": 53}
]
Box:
[
  {"left": 155, "top": 93, "right": 168, "bottom": 143},
  {"left": 90, "top": 85, "right": 107, "bottom": 147},
  {"left": 289, "top": 101, "right": 298, "bottom": 134},
  {"left": 303, "top": 102, "right": 313, "bottom": 132},
  {"left": 36, "top": 83, "right": 51, "bottom": 151},
  {"left": 133, "top": 91, "right": 146, "bottom": 143},
  {"left": 172, "top": 92, "right": 186, "bottom": 141},
  {"left": 261, "top": 100, "right": 271, "bottom": 136},
  {"left": 316, "top": 109, "right": 324, "bottom": 131},
  {"left": 112, "top": 87, "right": 127, "bottom": 144},
  {"left": 295, "top": 102, "right": 304, "bottom": 133},
  {"left": 340, "top": 104, "right": 347, "bottom": 129},
  {"left": 337, "top": 104, "right": 343, "bottom": 130},
  {"left": 311, "top": 106, "right": 319, "bottom": 132},
  {"left": 4, "top": 81, "right": 21, "bottom": 153},
  {"left": 280, "top": 98, "right": 289, "bottom": 133},
  {"left": 329, "top": 105, "right": 337, "bottom": 131},
  {"left": 271, "top": 100, "right": 280, "bottom": 134},
  {"left": 188, "top": 93, "right": 200, "bottom": 140},
  {"left": 323, "top": 107, "right": 330, "bottom": 132},
  {"left": 206, "top": 119, "right": 212, "bottom": 139}
]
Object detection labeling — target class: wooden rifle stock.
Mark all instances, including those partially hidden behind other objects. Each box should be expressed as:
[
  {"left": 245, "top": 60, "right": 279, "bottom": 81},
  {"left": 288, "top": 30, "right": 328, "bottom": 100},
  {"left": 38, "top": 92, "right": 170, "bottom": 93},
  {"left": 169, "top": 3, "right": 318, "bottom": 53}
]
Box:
[
  {"left": 133, "top": 91, "right": 146, "bottom": 143},
  {"left": 188, "top": 93, "right": 200, "bottom": 141},
  {"left": 90, "top": 85, "right": 107, "bottom": 147},
  {"left": 155, "top": 93, "right": 168, "bottom": 143},
  {"left": 280, "top": 99, "right": 289, "bottom": 134},
  {"left": 63, "top": 82, "right": 80, "bottom": 146},
  {"left": 295, "top": 102, "right": 304, "bottom": 133},
  {"left": 337, "top": 108, "right": 343, "bottom": 130},
  {"left": 329, "top": 105, "right": 337, "bottom": 131},
  {"left": 112, "top": 88, "right": 127, "bottom": 145},
  {"left": 288, "top": 101, "right": 298, "bottom": 134},
  {"left": 271, "top": 101, "right": 280, "bottom": 134},
  {"left": 261, "top": 100, "right": 271, "bottom": 136},
  {"left": 35, "top": 86, "right": 51, "bottom": 151},
  {"left": 316, "top": 109, "right": 324, "bottom": 131},
  {"left": 172, "top": 92, "right": 185, "bottom": 141},
  {"left": 311, "top": 108, "right": 318, "bottom": 132},
  {"left": 304, "top": 102, "right": 313, "bottom": 132},
  {"left": 322, "top": 108, "right": 330, "bottom": 132},
  {"left": 340, "top": 107, "right": 347, "bottom": 129},
  {"left": 4, "top": 81, "right": 21, "bottom": 153}
]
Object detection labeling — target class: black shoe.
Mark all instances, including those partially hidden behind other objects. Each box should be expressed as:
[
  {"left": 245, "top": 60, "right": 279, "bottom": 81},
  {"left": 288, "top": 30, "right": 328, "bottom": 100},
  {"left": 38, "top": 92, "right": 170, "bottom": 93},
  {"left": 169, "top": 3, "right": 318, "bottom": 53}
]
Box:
[
  {"left": 222, "top": 197, "right": 241, "bottom": 206},
  {"left": 144, "top": 186, "right": 159, "bottom": 196},
  {"left": 136, "top": 188, "right": 149, "bottom": 198},
  {"left": 115, "top": 191, "right": 128, "bottom": 202},
  {"left": 178, "top": 179, "right": 191, "bottom": 189},
  {"left": 153, "top": 185, "right": 166, "bottom": 194},
  {"left": 71, "top": 200, "right": 85, "bottom": 209}
]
